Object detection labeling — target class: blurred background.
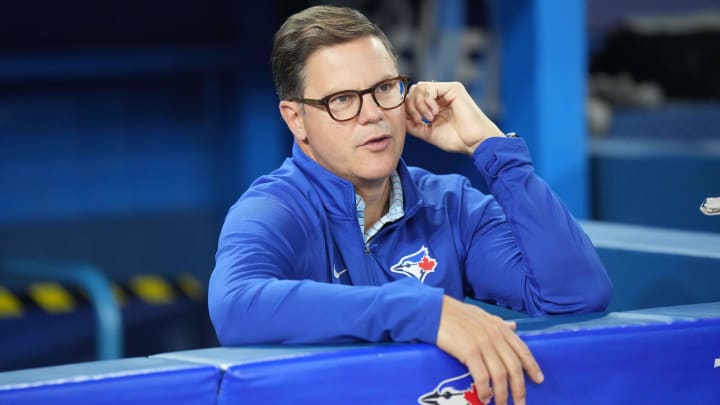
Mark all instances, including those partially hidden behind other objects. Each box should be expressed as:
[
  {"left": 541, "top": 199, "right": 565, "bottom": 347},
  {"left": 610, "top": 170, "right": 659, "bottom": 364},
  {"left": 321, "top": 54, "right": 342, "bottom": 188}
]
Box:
[{"left": 1, "top": 0, "right": 718, "bottom": 371}]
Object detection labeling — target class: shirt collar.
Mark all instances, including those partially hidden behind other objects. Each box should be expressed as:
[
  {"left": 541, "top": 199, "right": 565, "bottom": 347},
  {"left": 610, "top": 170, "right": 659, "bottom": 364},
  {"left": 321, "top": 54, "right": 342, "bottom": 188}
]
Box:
[
  {"left": 290, "top": 140, "right": 422, "bottom": 220},
  {"left": 356, "top": 171, "right": 405, "bottom": 242}
]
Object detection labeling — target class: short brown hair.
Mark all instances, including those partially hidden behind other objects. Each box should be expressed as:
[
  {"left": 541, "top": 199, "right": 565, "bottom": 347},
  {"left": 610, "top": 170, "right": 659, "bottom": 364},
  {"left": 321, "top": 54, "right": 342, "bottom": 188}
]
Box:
[{"left": 271, "top": 5, "right": 397, "bottom": 101}]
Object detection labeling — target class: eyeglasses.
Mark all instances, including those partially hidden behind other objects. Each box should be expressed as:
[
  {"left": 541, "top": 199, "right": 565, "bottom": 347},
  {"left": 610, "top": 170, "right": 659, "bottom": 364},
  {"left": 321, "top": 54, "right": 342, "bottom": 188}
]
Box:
[{"left": 292, "top": 76, "right": 409, "bottom": 122}]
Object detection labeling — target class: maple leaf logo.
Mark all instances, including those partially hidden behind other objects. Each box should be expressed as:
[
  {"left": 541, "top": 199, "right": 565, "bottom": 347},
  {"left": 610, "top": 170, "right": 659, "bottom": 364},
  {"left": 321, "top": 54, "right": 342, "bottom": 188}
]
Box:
[
  {"left": 418, "top": 256, "right": 436, "bottom": 272},
  {"left": 464, "top": 383, "right": 483, "bottom": 405},
  {"left": 390, "top": 245, "right": 439, "bottom": 283}
]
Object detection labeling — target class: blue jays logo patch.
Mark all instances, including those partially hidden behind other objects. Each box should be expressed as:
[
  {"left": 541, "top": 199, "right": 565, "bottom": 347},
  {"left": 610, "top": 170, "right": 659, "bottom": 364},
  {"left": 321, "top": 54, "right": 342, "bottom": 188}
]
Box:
[
  {"left": 418, "top": 372, "right": 484, "bottom": 405},
  {"left": 390, "top": 245, "right": 438, "bottom": 283}
]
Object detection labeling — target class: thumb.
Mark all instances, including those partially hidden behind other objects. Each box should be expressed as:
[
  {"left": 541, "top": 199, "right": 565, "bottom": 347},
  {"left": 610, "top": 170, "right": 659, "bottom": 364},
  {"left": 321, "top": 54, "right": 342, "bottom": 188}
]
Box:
[{"left": 405, "top": 116, "right": 431, "bottom": 140}]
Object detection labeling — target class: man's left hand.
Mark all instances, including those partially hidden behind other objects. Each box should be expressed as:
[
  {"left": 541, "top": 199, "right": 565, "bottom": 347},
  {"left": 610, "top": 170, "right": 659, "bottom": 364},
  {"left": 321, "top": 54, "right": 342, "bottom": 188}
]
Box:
[{"left": 405, "top": 81, "right": 504, "bottom": 156}]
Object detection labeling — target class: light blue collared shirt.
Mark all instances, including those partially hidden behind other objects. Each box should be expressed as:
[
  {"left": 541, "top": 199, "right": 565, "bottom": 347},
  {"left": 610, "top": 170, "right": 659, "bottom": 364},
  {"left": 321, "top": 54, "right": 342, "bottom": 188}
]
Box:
[{"left": 355, "top": 171, "right": 404, "bottom": 244}]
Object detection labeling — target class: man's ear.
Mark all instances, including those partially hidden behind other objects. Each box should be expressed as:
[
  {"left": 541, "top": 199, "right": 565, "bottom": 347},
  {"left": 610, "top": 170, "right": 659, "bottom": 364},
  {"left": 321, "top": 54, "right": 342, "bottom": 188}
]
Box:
[{"left": 279, "top": 101, "right": 307, "bottom": 143}]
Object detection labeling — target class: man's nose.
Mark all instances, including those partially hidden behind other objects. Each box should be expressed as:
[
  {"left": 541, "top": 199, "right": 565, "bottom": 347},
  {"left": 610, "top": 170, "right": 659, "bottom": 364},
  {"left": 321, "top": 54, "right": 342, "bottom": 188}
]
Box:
[{"left": 357, "top": 93, "right": 382, "bottom": 123}]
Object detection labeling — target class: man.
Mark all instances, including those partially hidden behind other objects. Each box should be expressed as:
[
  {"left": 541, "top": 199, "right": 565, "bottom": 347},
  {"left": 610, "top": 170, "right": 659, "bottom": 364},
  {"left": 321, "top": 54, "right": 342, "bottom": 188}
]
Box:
[{"left": 209, "top": 5, "right": 611, "bottom": 405}]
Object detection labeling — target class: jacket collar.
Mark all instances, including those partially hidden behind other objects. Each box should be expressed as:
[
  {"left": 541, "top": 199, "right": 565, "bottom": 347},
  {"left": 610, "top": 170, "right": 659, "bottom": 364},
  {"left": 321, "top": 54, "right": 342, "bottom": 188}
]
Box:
[{"left": 290, "top": 141, "right": 422, "bottom": 220}]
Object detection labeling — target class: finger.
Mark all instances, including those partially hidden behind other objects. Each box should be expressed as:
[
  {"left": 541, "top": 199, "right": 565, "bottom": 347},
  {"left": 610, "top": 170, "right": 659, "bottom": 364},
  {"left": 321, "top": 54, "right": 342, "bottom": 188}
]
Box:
[
  {"left": 407, "top": 82, "right": 433, "bottom": 122},
  {"left": 465, "top": 358, "right": 493, "bottom": 405},
  {"left": 408, "top": 108, "right": 426, "bottom": 128},
  {"left": 424, "top": 82, "right": 441, "bottom": 115},
  {"left": 502, "top": 327, "right": 544, "bottom": 384},
  {"left": 416, "top": 82, "right": 439, "bottom": 120},
  {"left": 405, "top": 116, "right": 429, "bottom": 140},
  {"left": 406, "top": 86, "right": 427, "bottom": 125},
  {"left": 405, "top": 85, "right": 419, "bottom": 111},
  {"left": 405, "top": 107, "right": 433, "bottom": 138},
  {"left": 413, "top": 88, "right": 434, "bottom": 123},
  {"left": 504, "top": 320, "right": 517, "bottom": 331},
  {"left": 417, "top": 112, "right": 429, "bottom": 126},
  {"left": 424, "top": 95, "right": 440, "bottom": 117},
  {"left": 493, "top": 336, "right": 527, "bottom": 405},
  {"left": 419, "top": 94, "right": 439, "bottom": 121},
  {"left": 480, "top": 345, "right": 509, "bottom": 405}
]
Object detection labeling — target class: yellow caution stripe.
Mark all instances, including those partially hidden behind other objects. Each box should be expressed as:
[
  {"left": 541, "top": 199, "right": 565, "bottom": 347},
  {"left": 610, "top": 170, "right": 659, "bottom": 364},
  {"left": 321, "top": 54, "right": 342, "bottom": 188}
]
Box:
[
  {"left": 130, "top": 274, "right": 175, "bottom": 305},
  {"left": 177, "top": 272, "right": 205, "bottom": 301},
  {"left": 0, "top": 273, "right": 206, "bottom": 316},
  {"left": 28, "top": 282, "right": 76, "bottom": 313},
  {"left": 0, "top": 286, "right": 24, "bottom": 318}
]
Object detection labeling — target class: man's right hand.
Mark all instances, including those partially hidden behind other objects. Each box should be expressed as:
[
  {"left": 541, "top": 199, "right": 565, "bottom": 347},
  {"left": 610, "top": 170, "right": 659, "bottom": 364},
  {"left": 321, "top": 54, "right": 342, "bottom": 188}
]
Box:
[{"left": 436, "top": 295, "right": 544, "bottom": 405}]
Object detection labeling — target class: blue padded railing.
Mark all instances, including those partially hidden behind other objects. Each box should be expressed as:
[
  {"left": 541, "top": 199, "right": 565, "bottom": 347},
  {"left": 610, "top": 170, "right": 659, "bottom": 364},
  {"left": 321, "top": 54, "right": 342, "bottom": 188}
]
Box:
[
  {"left": 1, "top": 259, "right": 122, "bottom": 360},
  {"left": 149, "top": 302, "right": 720, "bottom": 404},
  {"left": 2, "top": 302, "right": 719, "bottom": 403},
  {"left": 0, "top": 357, "right": 220, "bottom": 405}
]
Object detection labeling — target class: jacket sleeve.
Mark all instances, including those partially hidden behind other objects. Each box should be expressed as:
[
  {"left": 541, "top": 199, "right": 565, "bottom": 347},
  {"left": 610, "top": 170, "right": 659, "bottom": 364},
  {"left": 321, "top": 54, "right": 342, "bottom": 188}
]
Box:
[
  {"left": 208, "top": 194, "right": 444, "bottom": 346},
  {"left": 462, "top": 137, "right": 612, "bottom": 315}
]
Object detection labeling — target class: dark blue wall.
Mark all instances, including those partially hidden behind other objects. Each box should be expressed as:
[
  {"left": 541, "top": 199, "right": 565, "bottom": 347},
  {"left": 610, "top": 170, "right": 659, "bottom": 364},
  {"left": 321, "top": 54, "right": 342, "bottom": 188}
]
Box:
[
  {"left": 0, "top": 0, "right": 284, "bottom": 370},
  {"left": 0, "top": 1, "right": 287, "bottom": 281}
]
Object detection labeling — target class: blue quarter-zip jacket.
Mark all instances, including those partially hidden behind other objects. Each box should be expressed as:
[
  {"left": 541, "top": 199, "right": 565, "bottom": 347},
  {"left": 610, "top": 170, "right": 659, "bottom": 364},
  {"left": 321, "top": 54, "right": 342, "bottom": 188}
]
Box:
[{"left": 209, "top": 137, "right": 612, "bottom": 346}]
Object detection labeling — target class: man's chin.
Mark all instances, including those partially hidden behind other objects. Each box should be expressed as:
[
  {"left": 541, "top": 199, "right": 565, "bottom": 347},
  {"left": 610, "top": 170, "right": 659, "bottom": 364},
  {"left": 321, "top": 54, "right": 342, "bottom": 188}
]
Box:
[{"left": 356, "top": 163, "right": 399, "bottom": 183}]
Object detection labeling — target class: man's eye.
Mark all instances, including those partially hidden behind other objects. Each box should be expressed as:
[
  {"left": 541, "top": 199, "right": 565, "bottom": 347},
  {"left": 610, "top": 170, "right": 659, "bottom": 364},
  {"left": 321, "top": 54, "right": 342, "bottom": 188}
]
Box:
[
  {"left": 330, "top": 93, "right": 354, "bottom": 105},
  {"left": 377, "top": 83, "right": 393, "bottom": 93}
]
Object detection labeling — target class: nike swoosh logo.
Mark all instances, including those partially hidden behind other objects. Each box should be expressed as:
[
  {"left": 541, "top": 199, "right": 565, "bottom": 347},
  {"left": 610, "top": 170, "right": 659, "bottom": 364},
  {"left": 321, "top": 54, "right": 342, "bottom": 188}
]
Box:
[{"left": 333, "top": 265, "right": 348, "bottom": 279}]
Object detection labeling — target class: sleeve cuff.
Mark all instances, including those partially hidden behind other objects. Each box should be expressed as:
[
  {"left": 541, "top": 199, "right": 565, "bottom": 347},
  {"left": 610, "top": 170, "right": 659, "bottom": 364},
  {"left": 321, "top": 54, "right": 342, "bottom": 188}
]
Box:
[
  {"left": 472, "top": 137, "right": 533, "bottom": 180},
  {"left": 380, "top": 279, "right": 445, "bottom": 344}
]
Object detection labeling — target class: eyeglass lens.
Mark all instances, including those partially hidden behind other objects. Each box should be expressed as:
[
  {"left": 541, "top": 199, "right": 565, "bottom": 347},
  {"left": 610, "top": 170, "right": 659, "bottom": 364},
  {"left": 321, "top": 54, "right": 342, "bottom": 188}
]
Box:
[{"left": 327, "top": 78, "right": 407, "bottom": 121}]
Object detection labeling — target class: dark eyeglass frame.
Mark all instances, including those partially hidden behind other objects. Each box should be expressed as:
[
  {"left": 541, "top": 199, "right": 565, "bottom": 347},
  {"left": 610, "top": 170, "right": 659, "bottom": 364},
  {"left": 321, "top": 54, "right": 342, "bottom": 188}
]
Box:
[{"left": 291, "top": 75, "right": 410, "bottom": 122}]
